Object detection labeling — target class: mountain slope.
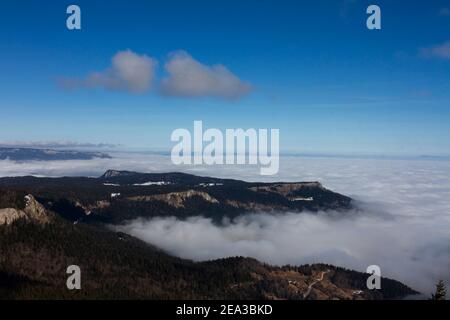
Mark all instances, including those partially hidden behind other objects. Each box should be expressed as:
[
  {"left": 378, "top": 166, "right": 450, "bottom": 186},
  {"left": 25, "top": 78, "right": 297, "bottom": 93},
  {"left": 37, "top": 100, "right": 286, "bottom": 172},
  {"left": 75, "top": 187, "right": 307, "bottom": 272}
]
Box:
[
  {"left": 0, "top": 214, "right": 417, "bottom": 300},
  {"left": 0, "top": 187, "right": 418, "bottom": 300},
  {"left": 0, "top": 170, "right": 352, "bottom": 224}
]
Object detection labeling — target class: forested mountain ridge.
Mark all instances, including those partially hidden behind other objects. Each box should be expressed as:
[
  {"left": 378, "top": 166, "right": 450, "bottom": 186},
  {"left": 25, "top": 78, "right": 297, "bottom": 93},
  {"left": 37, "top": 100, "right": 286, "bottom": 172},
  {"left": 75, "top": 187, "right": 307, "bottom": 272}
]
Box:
[
  {"left": 0, "top": 170, "right": 352, "bottom": 224},
  {"left": 0, "top": 171, "right": 418, "bottom": 299},
  {"left": 0, "top": 212, "right": 417, "bottom": 299}
]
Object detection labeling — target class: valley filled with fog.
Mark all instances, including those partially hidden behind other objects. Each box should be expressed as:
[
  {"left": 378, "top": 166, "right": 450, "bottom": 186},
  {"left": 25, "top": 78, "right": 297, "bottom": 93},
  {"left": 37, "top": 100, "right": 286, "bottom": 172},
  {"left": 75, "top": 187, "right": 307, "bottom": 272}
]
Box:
[{"left": 1, "top": 153, "right": 449, "bottom": 294}]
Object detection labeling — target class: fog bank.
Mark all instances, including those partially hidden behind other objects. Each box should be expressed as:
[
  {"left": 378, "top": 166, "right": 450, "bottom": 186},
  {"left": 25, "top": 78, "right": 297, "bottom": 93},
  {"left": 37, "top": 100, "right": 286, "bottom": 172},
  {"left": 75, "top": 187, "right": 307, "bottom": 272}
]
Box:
[{"left": 1, "top": 154, "right": 450, "bottom": 294}]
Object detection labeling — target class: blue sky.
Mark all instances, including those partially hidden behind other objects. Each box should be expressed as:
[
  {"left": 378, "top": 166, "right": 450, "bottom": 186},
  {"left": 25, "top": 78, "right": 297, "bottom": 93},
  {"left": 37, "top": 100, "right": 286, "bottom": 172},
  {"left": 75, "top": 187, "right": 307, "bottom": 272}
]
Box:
[{"left": 1, "top": 0, "right": 450, "bottom": 155}]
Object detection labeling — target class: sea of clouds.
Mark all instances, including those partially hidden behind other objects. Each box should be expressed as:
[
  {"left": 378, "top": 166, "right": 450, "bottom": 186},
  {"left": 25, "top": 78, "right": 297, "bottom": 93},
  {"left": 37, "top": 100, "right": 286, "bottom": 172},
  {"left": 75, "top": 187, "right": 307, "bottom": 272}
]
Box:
[{"left": 1, "top": 153, "right": 449, "bottom": 294}]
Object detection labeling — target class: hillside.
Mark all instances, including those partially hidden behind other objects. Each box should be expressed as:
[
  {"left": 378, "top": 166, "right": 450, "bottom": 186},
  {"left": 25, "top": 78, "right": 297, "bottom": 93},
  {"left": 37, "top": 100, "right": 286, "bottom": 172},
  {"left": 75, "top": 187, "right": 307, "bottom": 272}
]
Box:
[
  {"left": 0, "top": 170, "right": 352, "bottom": 224},
  {"left": 0, "top": 171, "right": 418, "bottom": 299},
  {"left": 0, "top": 213, "right": 417, "bottom": 300}
]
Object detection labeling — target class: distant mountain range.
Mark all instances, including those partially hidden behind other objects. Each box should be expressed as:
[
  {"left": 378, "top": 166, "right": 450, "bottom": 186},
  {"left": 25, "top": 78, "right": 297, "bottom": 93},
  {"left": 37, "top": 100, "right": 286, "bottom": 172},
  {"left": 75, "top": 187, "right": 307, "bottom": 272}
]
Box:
[
  {"left": 0, "top": 147, "right": 111, "bottom": 161},
  {"left": 0, "top": 170, "right": 418, "bottom": 299}
]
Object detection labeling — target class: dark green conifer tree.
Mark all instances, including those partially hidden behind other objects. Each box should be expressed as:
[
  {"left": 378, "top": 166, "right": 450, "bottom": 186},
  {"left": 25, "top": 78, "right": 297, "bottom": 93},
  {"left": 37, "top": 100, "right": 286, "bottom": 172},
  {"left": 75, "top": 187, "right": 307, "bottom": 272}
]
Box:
[{"left": 431, "top": 280, "right": 447, "bottom": 300}]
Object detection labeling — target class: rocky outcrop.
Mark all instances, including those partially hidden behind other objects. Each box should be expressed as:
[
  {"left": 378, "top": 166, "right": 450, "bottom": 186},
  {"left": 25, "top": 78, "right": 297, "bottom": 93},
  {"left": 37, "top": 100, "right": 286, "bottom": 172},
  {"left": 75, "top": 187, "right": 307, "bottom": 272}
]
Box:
[
  {"left": 250, "top": 182, "right": 323, "bottom": 197},
  {"left": 80, "top": 200, "right": 111, "bottom": 213},
  {"left": 0, "top": 208, "right": 26, "bottom": 226},
  {"left": 100, "top": 170, "right": 137, "bottom": 178},
  {"left": 225, "top": 200, "right": 288, "bottom": 211},
  {"left": 0, "top": 195, "right": 51, "bottom": 226},
  {"left": 23, "top": 195, "right": 52, "bottom": 224},
  {"left": 128, "top": 190, "right": 219, "bottom": 208}
]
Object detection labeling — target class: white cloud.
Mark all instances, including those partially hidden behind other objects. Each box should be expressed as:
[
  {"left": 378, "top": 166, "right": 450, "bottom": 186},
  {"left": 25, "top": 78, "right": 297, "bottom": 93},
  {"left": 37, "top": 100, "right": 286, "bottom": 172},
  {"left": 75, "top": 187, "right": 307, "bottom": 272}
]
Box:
[
  {"left": 62, "top": 50, "right": 157, "bottom": 93},
  {"left": 60, "top": 49, "right": 251, "bottom": 99},
  {"left": 420, "top": 41, "right": 450, "bottom": 60},
  {"left": 439, "top": 8, "right": 450, "bottom": 16},
  {"left": 160, "top": 51, "right": 252, "bottom": 99}
]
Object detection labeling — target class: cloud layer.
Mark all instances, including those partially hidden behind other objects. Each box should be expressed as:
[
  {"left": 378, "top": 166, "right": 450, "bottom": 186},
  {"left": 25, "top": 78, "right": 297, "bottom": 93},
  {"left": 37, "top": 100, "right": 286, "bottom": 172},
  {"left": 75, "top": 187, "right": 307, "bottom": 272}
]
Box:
[
  {"left": 420, "top": 41, "right": 450, "bottom": 60},
  {"left": 116, "top": 209, "right": 450, "bottom": 296},
  {"left": 160, "top": 51, "right": 252, "bottom": 99},
  {"left": 1, "top": 154, "right": 449, "bottom": 294},
  {"left": 440, "top": 8, "right": 450, "bottom": 16}
]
